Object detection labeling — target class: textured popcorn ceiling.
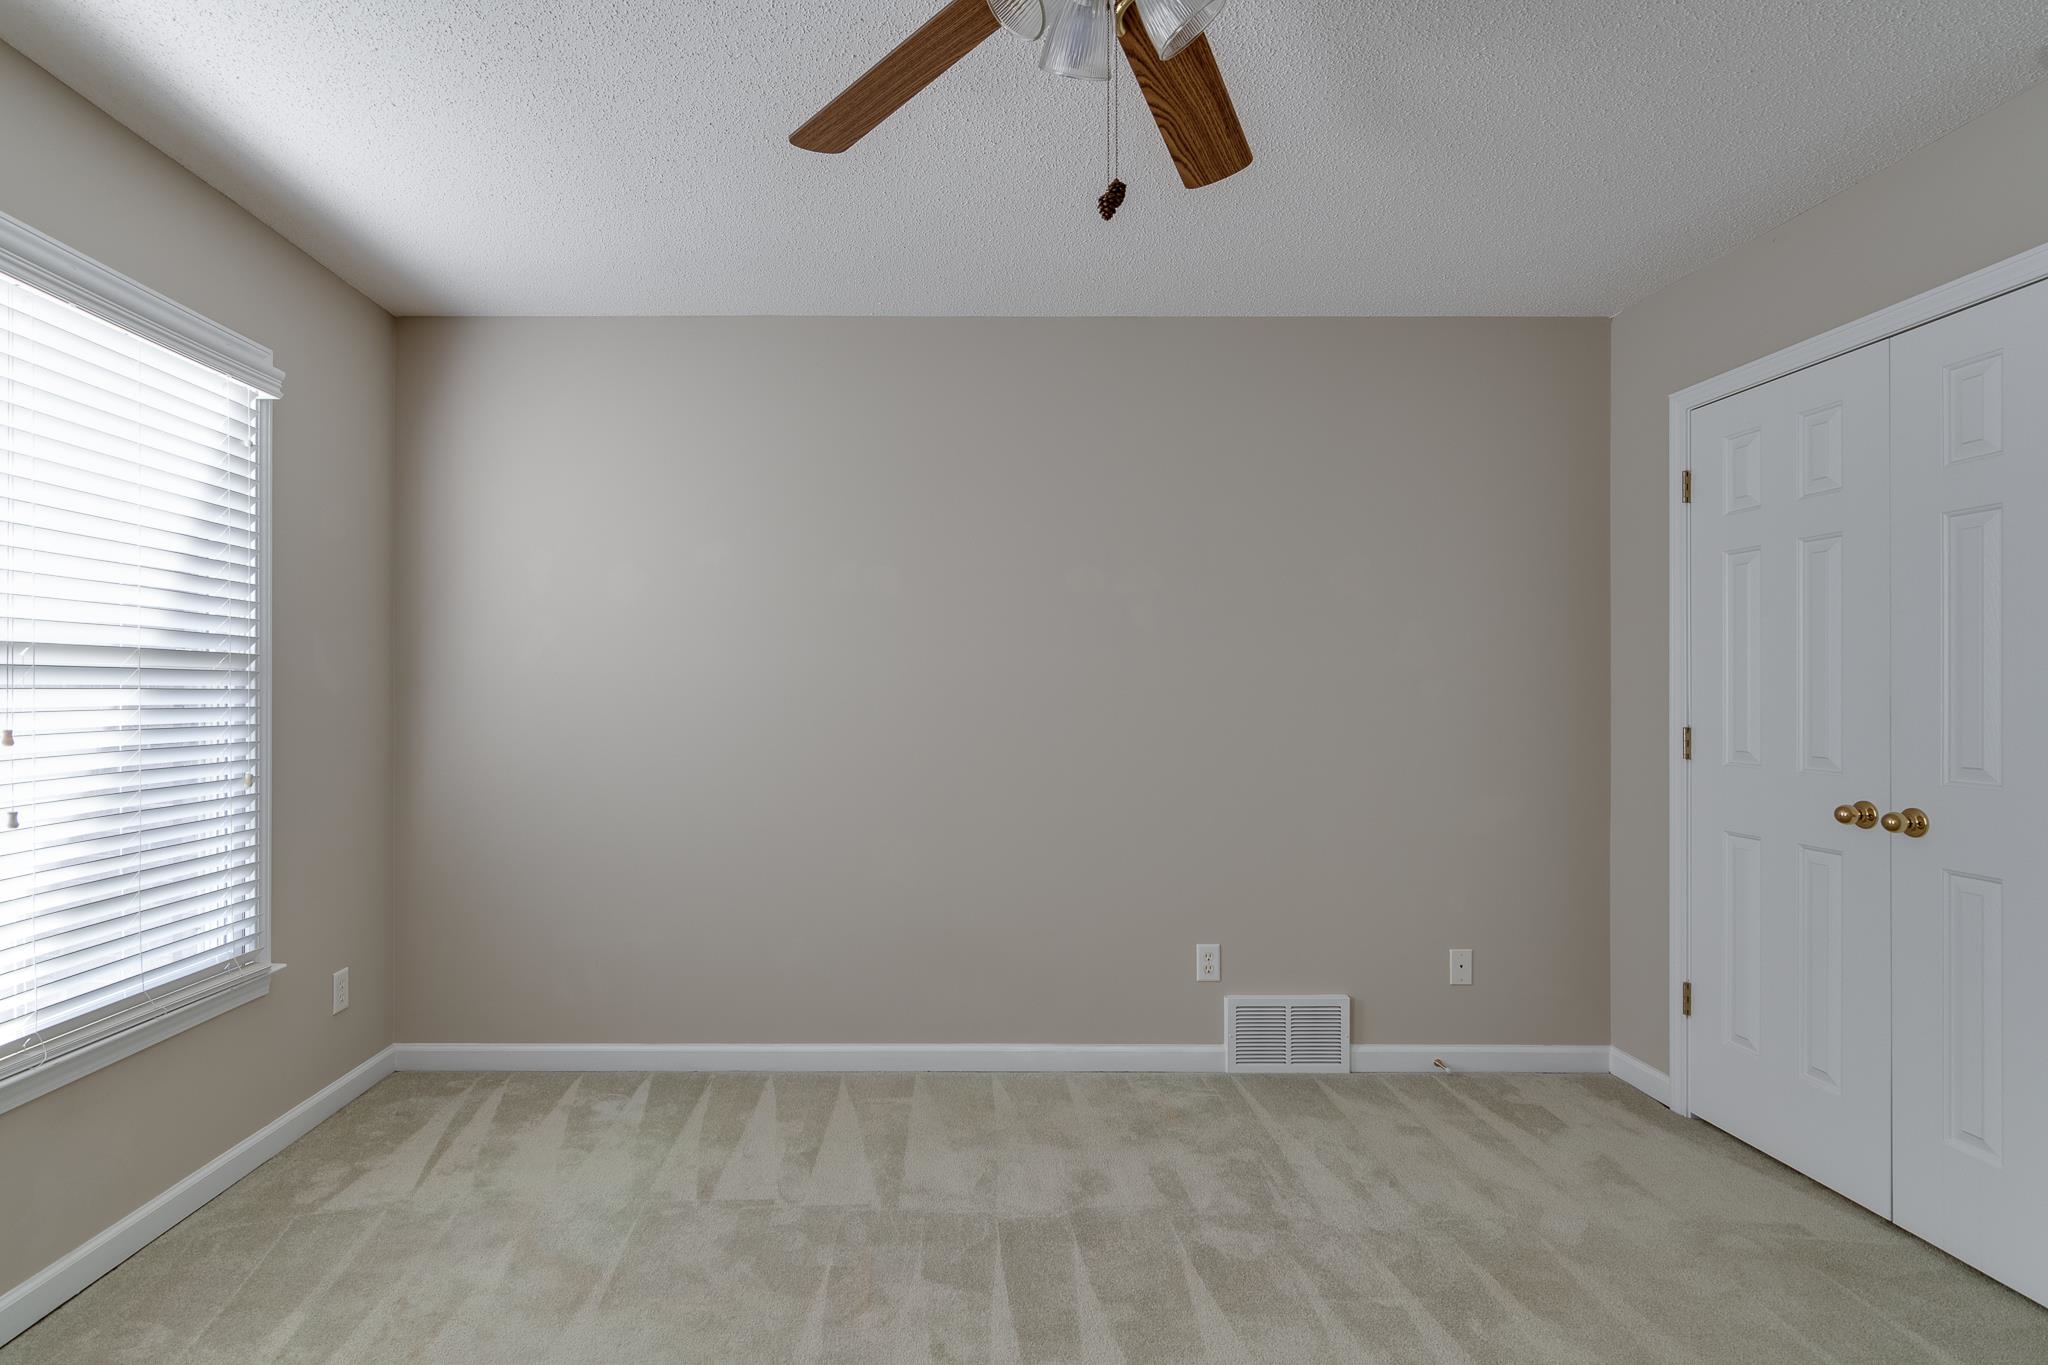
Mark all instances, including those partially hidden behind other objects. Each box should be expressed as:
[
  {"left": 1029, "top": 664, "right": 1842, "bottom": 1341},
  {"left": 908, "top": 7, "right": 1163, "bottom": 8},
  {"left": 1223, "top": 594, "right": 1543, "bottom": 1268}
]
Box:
[{"left": 2, "top": 1, "right": 2043, "bottom": 316}]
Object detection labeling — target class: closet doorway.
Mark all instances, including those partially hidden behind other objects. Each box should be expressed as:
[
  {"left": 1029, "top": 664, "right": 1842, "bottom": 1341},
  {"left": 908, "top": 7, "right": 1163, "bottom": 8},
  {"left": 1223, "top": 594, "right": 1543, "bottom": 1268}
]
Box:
[{"left": 1674, "top": 259, "right": 2048, "bottom": 1306}]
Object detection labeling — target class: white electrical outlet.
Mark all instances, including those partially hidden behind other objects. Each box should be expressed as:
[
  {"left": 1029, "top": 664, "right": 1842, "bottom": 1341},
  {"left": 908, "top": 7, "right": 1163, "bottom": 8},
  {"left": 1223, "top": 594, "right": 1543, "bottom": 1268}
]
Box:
[
  {"left": 332, "top": 966, "right": 350, "bottom": 1014},
  {"left": 1195, "top": 944, "right": 1220, "bottom": 982},
  {"left": 1449, "top": 950, "right": 1473, "bottom": 986}
]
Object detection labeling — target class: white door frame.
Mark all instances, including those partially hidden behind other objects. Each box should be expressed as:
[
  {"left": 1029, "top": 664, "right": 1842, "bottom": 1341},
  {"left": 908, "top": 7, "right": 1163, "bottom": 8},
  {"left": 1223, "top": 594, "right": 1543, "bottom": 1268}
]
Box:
[{"left": 1665, "top": 239, "right": 2048, "bottom": 1117}]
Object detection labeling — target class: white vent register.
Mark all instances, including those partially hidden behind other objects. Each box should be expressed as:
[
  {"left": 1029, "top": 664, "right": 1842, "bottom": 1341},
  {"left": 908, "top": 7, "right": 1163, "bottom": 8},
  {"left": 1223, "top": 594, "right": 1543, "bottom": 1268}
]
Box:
[{"left": 1225, "top": 995, "right": 1351, "bottom": 1073}]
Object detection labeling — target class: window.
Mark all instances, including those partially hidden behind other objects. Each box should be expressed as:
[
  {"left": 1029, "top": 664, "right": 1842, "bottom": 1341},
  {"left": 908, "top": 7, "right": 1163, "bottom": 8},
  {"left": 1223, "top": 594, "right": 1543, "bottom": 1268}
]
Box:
[{"left": 0, "top": 212, "right": 282, "bottom": 1111}]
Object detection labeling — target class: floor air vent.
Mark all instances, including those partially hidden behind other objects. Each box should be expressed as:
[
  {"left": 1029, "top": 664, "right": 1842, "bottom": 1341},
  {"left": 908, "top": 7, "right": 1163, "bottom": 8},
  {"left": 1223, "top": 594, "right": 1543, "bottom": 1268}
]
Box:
[{"left": 1225, "top": 995, "right": 1351, "bottom": 1073}]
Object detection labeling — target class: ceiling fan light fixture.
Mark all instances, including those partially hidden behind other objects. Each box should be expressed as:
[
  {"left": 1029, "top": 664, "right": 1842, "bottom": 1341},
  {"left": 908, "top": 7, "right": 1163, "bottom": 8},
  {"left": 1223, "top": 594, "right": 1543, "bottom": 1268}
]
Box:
[
  {"left": 1133, "top": 0, "right": 1227, "bottom": 60},
  {"left": 1038, "top": 0, "right": 1113, "bottom": 80},
  {"left": 985, "top": 0, "right": 1045, "bottom": 40}
]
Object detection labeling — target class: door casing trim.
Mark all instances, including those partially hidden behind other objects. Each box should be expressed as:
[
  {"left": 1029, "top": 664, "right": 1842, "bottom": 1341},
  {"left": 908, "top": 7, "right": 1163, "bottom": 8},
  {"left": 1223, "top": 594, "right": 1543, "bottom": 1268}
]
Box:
[{"left": 1666, "top": 239, "right": 2048, "bottom": 1116}]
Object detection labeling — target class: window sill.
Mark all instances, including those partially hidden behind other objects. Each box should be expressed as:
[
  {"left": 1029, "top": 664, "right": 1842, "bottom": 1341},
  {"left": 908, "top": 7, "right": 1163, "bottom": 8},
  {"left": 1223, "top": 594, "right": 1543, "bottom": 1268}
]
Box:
[{"left": 0, "top": 963, "right": 285, "bottom": 1118}]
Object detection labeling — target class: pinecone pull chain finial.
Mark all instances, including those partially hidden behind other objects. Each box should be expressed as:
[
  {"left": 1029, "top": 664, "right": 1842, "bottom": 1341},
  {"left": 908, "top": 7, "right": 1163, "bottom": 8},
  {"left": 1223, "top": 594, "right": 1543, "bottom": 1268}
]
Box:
[{"left": 1098, "top": 4, "right": 1123, "bottom": 221}]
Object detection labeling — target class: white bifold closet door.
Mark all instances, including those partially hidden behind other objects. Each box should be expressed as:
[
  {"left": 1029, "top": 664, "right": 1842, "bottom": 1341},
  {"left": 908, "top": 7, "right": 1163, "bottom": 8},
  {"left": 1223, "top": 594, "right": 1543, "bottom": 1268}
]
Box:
[
  {"left": 1687, "top": 342, "right": 1895, "bottom": 1218},
  {"left": 1889, "top": 279, "right": 2048, "bottom": 1306}
]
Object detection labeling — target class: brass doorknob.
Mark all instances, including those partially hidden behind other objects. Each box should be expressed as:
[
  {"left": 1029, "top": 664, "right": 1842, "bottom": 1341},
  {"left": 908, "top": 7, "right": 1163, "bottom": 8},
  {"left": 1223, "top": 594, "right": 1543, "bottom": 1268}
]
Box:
[
  {"left": 1881, "top": 808, "right": 1930, "bottom": 838},
  {"left": 1834, "top": 801, "right": 1880, "bottom": 830}
]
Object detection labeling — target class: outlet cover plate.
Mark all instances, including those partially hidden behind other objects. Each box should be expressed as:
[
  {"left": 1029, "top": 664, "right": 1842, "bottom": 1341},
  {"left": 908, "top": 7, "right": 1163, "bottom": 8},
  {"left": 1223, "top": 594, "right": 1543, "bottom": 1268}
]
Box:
[
  {"left": 1449, "top": 950, "right": 1472, "bottom": 986},
  {"left": 1195, "top": 944, "right": 1220, "bottom": 982},
  {"left": 332, "top": 966, "right": 350, "bottom": 1014}
]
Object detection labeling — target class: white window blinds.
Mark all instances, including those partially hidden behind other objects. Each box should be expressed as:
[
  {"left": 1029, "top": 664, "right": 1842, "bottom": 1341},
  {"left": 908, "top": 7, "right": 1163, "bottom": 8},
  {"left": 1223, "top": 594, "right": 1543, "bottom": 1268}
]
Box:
[{"left": 0, "top": 268, "right": 268, "bottom": 1086}]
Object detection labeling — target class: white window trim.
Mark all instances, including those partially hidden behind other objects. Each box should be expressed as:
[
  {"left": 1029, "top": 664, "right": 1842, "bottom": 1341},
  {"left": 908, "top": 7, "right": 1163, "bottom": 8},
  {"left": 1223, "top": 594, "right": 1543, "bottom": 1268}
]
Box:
[
  {"left": 0, "top": 212, "right": 283, "bottom": 398},
  {"left": 0, "top": 211, "right": 286, "bottom": 1117}
]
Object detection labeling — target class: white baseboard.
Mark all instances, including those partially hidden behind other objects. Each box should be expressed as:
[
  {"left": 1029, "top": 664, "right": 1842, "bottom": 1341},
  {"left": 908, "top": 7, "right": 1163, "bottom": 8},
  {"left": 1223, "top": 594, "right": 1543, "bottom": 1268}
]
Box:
[
  {"left": 1607, "top": 1046, "right": 1672, "bottom": 1106},
  {"left": 1351, "top": 1044, "right": 1610, "bottom": 1074},
  {"left": 393, "top": 1042, "right": 1613, "bottom": 1076},
  {"left": 0, "top": 1045, "right": 396, "bottom": 1350},
  {"left": 392, "top": 1042, "right": 1223, "bottom": 1072}
]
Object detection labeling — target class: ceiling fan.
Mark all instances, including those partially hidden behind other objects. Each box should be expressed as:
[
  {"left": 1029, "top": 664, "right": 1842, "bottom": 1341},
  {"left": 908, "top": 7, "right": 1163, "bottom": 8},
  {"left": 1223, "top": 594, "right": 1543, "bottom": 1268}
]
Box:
[{"left": 789, "top": 0, "right": 1253, "bottom": 191}]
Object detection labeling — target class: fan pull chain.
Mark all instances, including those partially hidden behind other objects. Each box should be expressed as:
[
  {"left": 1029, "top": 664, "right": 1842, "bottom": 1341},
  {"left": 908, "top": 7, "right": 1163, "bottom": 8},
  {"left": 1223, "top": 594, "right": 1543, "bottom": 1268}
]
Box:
[{"left": 1098, "top": 3, "right": 1126, "bottom": 220}]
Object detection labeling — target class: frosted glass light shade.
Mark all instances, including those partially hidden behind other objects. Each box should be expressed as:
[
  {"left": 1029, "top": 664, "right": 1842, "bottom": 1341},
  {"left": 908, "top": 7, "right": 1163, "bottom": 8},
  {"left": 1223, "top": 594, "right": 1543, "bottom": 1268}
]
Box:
[
  {"left": 1133, "top": 0, "right": 1227, "bottom": 60},
  {"left": 1039, "top": 0, "right": 1112, "bottom": 81},
  {"left": 985, "top": 0, "right": 1044, "bottom": 40}
]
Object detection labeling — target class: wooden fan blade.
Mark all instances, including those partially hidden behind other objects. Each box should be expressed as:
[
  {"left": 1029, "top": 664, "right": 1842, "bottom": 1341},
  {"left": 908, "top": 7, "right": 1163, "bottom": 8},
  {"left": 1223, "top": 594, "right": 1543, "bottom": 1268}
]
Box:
[
  {"left": 1117, "top": 23, "right": 1252, "bottom": 189},
  {"left": 791, "top": 0, "right": 1000, "bottom": 153}
]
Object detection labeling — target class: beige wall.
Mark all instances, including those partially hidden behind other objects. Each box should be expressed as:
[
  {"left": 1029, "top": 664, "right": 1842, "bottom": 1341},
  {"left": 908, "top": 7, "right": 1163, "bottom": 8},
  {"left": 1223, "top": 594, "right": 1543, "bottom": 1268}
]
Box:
[
  {"left": 0, "top": 45, "right": 396, "bottom": 1290},
  {"left": 394, "top": 316, "right": 1610, "bottom": 1048},
  {"left": 1610, "top": 78, "right": 2048, "bottom": 1069}
]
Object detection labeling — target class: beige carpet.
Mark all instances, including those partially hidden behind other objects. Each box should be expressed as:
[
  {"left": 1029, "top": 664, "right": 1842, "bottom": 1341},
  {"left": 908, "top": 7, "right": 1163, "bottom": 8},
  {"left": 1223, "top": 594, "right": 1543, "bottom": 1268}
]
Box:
[{"left": 6, "top": 1070, "right": 2045, "bottom": 1363}]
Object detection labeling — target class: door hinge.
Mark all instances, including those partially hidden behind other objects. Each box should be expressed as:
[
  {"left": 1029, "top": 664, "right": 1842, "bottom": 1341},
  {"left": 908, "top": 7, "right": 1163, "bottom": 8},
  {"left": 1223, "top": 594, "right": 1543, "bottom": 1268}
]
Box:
[
  {"left": 1681, "top": 470, "right": 1692, "bottom": 503},
  {"left": 1682, "top": 726, "right": 1692, "bottom": 760},
  {"left": 1682, "top": 981, "right": 1693, "bottom": 1017}
]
